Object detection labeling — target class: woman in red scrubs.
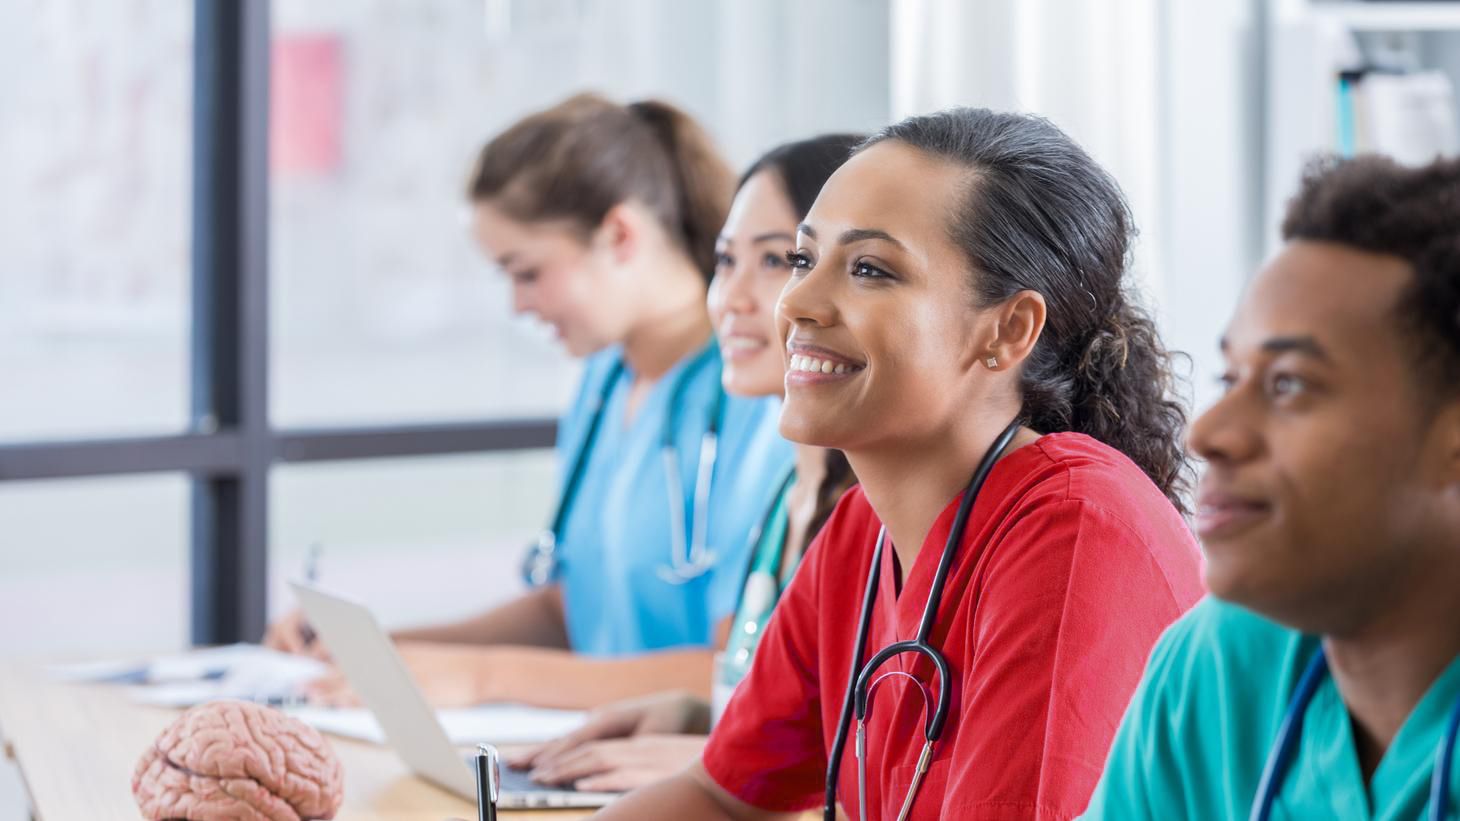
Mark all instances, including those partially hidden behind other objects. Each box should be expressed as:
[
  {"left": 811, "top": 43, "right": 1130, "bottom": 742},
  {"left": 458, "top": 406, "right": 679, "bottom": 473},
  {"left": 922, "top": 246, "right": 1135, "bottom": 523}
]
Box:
[{"left": 593, "top": 109, "right": 1204, "bottom": 820}]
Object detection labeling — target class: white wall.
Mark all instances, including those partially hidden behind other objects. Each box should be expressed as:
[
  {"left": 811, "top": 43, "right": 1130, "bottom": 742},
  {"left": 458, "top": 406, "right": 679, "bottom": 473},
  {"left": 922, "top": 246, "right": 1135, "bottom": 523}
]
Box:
[
  {"left": 1158, "top": 0, "right": 1265, "bottom": 412},
  {"left": 891, "top": 0, "right": 1263, "bottom": 419}
]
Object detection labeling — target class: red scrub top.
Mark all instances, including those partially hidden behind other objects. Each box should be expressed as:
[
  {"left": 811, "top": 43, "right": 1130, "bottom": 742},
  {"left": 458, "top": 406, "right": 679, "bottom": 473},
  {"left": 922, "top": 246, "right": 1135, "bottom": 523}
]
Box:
[{"left": 701, "top": 433, "right": 1204, "bottom": 820}]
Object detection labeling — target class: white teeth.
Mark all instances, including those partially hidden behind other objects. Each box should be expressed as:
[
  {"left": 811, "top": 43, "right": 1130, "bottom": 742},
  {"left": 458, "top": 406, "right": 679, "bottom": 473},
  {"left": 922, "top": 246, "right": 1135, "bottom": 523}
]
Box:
[
  {"left": 725, "top": 337, "right": 763, "bottom": 350},
  {"left": 789, "top": 354, "right": 856, "bottom": 374}
]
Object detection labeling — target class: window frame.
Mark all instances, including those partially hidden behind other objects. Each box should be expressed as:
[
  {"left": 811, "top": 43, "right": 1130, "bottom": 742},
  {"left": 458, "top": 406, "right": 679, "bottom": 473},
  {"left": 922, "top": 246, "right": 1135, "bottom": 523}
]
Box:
[{"left": 0, "top": 0, "right": 554, "bottom": 645}]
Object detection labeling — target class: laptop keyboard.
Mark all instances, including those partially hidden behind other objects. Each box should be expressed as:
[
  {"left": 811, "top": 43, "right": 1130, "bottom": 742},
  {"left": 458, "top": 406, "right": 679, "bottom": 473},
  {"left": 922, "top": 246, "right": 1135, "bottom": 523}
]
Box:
[{"left": 461, "top": 756, "right": 571, "bottom": 795}]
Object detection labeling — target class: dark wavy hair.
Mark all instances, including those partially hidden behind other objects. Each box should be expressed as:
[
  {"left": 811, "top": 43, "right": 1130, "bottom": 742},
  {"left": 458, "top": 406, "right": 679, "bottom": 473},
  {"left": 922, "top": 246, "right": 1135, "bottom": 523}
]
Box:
[
  {"left": 737, "top": 134, "right": 867, "bottom": 536},
  {"left": 1282, "top": 154, "right": 1460, "bottom": 405},
  {"left": 865, "top": 108, "right": 1192, "bottom": 512}
]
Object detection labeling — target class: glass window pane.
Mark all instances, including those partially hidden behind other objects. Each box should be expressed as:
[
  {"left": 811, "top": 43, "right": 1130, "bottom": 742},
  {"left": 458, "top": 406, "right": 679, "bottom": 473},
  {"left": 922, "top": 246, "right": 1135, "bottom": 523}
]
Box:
[
  {"left": 0, "top": 474, "right": 189, "bottom": 658},
  {"left": 0, "top": 2, "right": 191, "bottom": 442},
  {"left": 268, "top": 1, "right": 581, "bottom": 427},
  {"left": 268, "top": 0, "right": 891, "bottom": 427},
  {"left": 269, "top": 451, "right": 555, "bottom": 628}
]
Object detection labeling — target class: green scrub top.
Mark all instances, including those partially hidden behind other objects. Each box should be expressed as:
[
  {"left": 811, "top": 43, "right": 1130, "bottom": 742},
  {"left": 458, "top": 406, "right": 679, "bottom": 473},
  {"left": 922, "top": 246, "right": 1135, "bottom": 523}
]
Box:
[
  {"left": 1083, "top": 597, "right": 1460, "bottom": 821},
  {"left": 718, "top": 467, "right": 796, "bottom": 694}
]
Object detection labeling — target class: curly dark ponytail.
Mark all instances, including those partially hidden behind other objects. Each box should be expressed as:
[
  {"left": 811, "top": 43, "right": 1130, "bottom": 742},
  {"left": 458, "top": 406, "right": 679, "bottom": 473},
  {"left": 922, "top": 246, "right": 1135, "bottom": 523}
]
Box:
[{"left": 866, "top": 108, "right": 1192, "bottom": 513}]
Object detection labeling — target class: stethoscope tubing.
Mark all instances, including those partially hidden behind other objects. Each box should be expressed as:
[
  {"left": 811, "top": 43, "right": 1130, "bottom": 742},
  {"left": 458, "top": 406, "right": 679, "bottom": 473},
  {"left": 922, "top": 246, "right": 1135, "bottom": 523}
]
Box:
[
  {"left": 1253, "top": 646, "right": 1460, "bottom": 821},
  {"left": 522, "top": 349, "right": 723, "bottom": 587},
  {"left": 823, "top": 419, "right": 1023, "bottom": 821},
  {"left": 1431, "top": 686, "right": 1460, "bottom": 821}
]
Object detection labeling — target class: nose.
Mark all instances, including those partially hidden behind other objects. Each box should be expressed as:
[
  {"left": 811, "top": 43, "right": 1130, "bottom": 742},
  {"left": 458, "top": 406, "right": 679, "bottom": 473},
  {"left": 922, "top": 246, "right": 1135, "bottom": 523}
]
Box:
[
  {"left": 776, "top": 254, "right": 837, "bottom": 332},
  {"left": 1188, "top": 382, "right": 1264, "bottom": 469},
  {"left": 718, "top": 257, "right": 765, "bottom": 318},
  {"left": 511, "top": 282, "right": 535, "bottom": 317}
]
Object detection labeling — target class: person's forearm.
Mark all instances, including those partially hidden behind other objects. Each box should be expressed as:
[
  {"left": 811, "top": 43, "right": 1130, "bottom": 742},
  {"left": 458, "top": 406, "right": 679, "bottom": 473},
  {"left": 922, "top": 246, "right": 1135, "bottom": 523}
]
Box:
[
  {"left": 481, "top": 646, "right": 715, "bottom": 710},
  {"left": 391, "top": 585, "right": 569, "bottom": 648},
  {"left": 593, "top": 765, "right": 792, "bottom": 821}
]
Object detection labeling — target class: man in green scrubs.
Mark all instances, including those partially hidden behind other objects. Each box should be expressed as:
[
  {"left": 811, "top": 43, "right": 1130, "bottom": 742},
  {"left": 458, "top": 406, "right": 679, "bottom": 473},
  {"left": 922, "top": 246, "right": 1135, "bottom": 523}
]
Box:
[{"left": 1084, "top": 155, "right": 1460, "bottom": 820}]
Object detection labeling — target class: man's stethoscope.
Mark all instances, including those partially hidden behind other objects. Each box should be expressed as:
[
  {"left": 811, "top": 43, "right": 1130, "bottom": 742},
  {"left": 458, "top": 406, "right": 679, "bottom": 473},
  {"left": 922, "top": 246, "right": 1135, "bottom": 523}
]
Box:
[
  {"left": 823, "top": 419, "right": 1023, "bottom": 821},
  {"left": 519, "top": 351, "right": 725, "bottom": 588},
  {"left": 1251, "top": 647, "right": 1460, "bottom": 821}
]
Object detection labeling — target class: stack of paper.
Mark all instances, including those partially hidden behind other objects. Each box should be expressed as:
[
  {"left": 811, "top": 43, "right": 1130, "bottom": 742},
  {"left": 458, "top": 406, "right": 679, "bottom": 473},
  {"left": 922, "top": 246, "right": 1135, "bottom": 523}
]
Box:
[{"left": 49, "top": 644, "right": 329, "bottom": 706}]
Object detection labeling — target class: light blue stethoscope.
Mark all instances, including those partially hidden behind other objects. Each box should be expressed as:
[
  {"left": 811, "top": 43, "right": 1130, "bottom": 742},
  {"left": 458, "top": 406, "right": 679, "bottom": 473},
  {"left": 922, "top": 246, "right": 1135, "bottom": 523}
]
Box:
[
  {"left": 520, "top": 350, "right": 725, "bottom": 588},
  {"left": 1251, "top": 647, "right": 1460, "bottom": 821}
]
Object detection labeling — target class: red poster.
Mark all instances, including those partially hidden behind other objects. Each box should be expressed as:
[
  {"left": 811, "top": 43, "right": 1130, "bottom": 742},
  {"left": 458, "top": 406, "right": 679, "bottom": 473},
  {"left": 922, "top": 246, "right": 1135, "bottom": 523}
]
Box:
[{"left": 271, "top": 34, "right": 343, "bottom": 176}]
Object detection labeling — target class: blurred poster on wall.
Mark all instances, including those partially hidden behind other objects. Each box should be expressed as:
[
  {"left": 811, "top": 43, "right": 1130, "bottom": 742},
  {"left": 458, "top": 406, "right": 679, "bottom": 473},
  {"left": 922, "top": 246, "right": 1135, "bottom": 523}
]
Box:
[{"left": 271, "top": 34, "right": 343, "bottom": 176}]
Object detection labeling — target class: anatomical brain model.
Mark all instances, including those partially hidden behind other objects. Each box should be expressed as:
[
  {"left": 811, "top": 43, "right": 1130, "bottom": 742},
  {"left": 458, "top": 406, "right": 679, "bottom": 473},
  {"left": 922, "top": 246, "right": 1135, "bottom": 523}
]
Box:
[{"left": 133, "top": 700, "right": 345, "bottom": 821}]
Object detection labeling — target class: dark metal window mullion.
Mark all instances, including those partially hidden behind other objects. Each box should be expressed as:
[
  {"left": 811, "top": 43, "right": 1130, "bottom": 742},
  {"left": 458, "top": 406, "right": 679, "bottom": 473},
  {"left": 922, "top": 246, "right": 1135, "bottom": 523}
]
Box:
[{"left": 190, "top": 0, "right": 271, "bottom": 646}]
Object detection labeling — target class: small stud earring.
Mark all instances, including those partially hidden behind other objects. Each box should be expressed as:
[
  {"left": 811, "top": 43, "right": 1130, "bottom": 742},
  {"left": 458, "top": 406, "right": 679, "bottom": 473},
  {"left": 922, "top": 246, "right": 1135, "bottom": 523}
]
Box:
[{"left": 985, "top": 356, "right": 999, "bottom": 369}]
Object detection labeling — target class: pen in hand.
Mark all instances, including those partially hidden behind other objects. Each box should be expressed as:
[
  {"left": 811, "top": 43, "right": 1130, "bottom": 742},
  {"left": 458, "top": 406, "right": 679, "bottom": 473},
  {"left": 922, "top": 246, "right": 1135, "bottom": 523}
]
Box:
[{"left": 298, "top": 544, "right": 323, "bottom": 647}]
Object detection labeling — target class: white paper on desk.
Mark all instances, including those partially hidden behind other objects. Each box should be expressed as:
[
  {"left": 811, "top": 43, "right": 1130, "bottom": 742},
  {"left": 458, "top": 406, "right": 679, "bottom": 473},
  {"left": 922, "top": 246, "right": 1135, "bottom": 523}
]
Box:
[
  {"left": 52, "top": 644, "right": 328, "bottom": 706},
  {"left": 286, "top": 704, "right": 586, "bottom": 745}
]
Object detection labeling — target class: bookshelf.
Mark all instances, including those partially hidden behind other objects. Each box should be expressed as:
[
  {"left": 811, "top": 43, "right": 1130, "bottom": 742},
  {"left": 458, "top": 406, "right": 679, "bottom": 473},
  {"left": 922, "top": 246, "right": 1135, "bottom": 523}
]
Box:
[
  {"left": 1310, "top": 2, "right": 1460, "bottom": 32},
  {"left": 1263, "top": 0, "right": 1460, "bottom": 250}
]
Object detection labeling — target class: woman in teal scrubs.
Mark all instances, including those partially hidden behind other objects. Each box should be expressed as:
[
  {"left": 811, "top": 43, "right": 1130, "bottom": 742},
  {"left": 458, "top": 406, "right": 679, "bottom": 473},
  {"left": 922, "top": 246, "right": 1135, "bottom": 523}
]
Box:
[
  {"left": 1084, "top": 156, "right": 1460, "bottom": 819},
  {"left": 270, "top": 94, "right": 791, "bottom": 709}
]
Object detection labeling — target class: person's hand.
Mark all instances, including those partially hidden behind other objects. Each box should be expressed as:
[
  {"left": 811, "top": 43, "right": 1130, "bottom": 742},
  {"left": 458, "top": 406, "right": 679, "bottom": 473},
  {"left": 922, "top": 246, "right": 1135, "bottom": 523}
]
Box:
[
  {"left": 262, "top": 608, "right": 331, "bottom": 660},
  {"left": 524, "top": 734, "right": 708, "bottom": 792},
  {"left": 507, "top": 690, "right": 709, "bottom": 771},
  {"left": 303, "top": 642, "right": 490, "bottom": 708}
]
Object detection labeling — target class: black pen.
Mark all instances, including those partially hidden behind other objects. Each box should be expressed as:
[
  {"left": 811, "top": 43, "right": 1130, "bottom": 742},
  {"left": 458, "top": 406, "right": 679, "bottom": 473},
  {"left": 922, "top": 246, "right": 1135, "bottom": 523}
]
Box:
[{"left": 475, "top": 743, "right": 500, "bottom": 821}]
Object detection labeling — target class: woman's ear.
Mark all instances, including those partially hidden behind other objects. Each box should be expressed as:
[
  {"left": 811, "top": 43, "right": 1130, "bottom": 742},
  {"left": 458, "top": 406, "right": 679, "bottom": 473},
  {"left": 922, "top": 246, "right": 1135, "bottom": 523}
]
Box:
[
  {"left": 1430, "top": 401, "right": 1460, "bottom": 492},
  {"left": 593, "top": 202, "right": 642, "bottom": 265},
  {"left": 977, "top": 290, "right": 1046, "bottom": 373}
]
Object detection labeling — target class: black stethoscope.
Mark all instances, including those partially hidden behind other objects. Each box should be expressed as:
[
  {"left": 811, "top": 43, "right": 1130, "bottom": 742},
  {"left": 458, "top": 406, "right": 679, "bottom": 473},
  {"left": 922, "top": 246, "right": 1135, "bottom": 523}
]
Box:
[
  {"left": 823, "top": 419, "right": 1023, "bottom": 821},
  {"left": 519, "top": 349, "right": 725, "bottom": 588},
  {"left": 1251, "top": 647, "right": 1460, "bottom": 821}
]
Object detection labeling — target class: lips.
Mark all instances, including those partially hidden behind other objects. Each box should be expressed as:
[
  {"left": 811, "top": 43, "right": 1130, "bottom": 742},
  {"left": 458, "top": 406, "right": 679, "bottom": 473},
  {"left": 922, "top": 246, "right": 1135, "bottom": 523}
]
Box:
[
  {"left": 721, "top": 333, "right": 770, "bottom": 362},
  {"left": 1194, "top": 487, "right": 1273, "bottom": 541}
]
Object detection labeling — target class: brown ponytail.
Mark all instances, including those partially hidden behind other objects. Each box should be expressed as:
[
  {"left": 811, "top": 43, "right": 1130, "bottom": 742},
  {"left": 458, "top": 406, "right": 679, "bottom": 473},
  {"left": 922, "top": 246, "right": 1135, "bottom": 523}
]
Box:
[{"left": 466, "top": 93, "right": 734, "bottom": 281}]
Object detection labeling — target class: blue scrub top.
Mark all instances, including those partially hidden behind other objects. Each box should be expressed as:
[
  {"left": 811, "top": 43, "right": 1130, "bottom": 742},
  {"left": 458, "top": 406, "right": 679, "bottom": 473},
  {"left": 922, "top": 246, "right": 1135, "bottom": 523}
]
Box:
[{"left": 552, "top": 342, "right": 792, "bottom": 657}]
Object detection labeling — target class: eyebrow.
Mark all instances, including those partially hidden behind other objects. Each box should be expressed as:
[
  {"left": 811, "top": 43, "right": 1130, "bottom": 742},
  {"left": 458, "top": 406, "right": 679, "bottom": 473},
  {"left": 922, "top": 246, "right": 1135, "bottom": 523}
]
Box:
[
  {"left": 497, "top": 253, "right": 517, "bottom": 269},
  {"left": 718, "top": 231, "right": 795, "bottom": 246},
  {"left": 1220, "top": 335, "right": 1333, "bottom": 362},
  {"left": 795, "top": 223, "right": 906, "bottom": 250}
]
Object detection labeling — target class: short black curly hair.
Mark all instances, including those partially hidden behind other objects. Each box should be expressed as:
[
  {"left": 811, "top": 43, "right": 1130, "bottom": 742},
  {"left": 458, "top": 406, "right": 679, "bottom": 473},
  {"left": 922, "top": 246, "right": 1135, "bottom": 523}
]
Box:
[{"left": 1282, "top": 155, "right": 1460, "bottom": 397}]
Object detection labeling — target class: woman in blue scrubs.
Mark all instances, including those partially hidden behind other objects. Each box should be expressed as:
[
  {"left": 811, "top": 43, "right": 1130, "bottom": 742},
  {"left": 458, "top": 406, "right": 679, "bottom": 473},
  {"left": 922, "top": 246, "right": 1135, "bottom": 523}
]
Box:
[
  {"left": 271, "top": 94, "right": 792, "bottom": 709},
  {"left": 510, "top": 134, "right": 866, "bottom": 793}
]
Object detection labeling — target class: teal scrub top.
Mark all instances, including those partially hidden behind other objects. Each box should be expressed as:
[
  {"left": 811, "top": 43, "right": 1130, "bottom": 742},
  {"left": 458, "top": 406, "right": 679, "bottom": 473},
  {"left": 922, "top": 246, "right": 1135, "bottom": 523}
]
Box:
[
  {"left": 1083, "top": 597, "right": 1460, "bottom": 820},
  {"left": 718, "top": 466, "right": 796, "bottom": 694},
  {"left": 552, "top": 343, "right": 792, "bottom": 658}
]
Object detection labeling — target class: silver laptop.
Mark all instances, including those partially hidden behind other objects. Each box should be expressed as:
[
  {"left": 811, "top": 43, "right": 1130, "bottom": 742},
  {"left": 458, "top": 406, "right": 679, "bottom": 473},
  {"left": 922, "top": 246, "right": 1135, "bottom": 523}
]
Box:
[{"left": 290, "top": 582, "right": 617, "bottom": 809}]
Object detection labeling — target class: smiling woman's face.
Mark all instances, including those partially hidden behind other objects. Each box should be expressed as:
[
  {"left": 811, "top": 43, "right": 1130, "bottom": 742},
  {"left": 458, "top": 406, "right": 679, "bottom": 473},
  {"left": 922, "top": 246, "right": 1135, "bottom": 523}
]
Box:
[
  {"left": 470, "top": 200, "right": 634, "bottom": 358},
  {"left": 706, "top": 170, "right": 800, "bottom": 398},
  {"left": 776, "top": 141, "right": 1000, "bottom": 451}
]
